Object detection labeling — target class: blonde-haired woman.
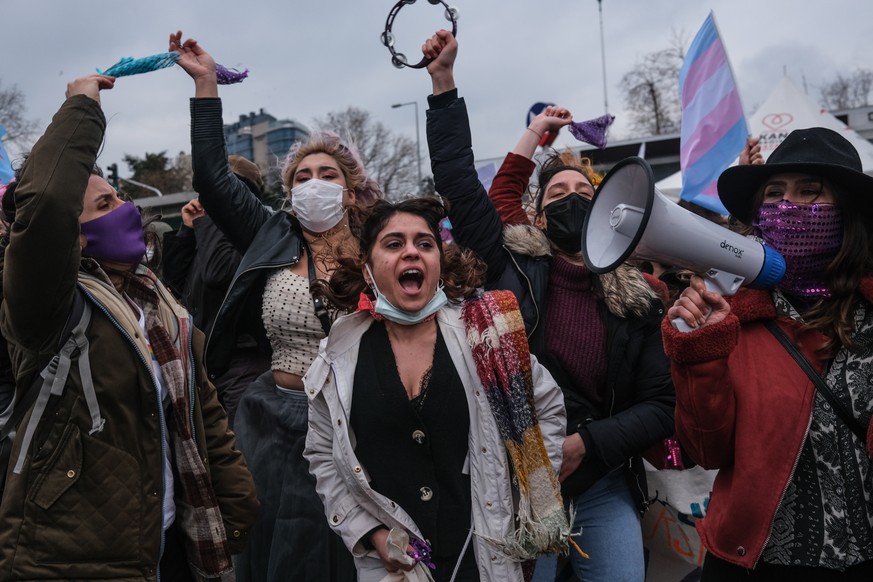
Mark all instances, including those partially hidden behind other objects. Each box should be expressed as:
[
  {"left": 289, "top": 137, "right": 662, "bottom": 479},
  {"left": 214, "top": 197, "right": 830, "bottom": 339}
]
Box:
[{"left": 171, "top": 31, "right": 379, "bottom": 581}]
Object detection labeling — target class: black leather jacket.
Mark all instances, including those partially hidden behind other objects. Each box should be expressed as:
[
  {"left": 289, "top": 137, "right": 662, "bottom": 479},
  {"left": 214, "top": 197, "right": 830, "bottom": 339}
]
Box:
[
  {"left": 190, "top": 98, "right": 304, "bottom": 379},
  {"left": 426, "top": 92, "right": 675, "bottom": 506},
  {"left": 162, "top": 215, "right": 243, "bottom": 335}
]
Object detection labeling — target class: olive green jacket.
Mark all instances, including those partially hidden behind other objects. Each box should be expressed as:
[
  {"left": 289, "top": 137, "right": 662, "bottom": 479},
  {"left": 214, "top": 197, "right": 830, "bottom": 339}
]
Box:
[{"left": 0, "top": 94, "right": 258, "bottom": 580}]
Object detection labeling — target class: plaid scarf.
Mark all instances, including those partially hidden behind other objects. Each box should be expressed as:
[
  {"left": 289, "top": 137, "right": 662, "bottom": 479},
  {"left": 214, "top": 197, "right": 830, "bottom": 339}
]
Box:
[
  {"left": 124, "top": 271, "right": 233, "bottom": 580},
  {"left": 462, "top": 290, "right": 569, "bottom": 561}
]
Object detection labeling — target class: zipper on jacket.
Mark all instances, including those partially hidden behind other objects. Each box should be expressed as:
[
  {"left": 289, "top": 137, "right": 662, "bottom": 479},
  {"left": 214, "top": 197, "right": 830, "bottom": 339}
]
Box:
[
  {"left": 630, "top": 458, "right": 651, "bottom": 513},
  {"left": 205, "top": 259, "right": 297, "bottom": 358},
  {"left": 603, "top": 315, "right": 628, "bottom": 419},
  {"left": 185, "top": 314, "right": 198, "bottom": 444},
  {"left": 503, "top": 247, "right": 540, "bottom": 341},
  {"left": 80, "top": 288, "right": 170, "bottom": 581},
  {"left": 754, "top": 405, "right": 813, "bottom": 567}
]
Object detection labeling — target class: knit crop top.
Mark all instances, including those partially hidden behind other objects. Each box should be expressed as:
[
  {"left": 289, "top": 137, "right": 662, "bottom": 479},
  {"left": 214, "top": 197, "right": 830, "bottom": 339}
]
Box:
[{"left": 261, "top": 267, "right": 326, "bottom": 377}]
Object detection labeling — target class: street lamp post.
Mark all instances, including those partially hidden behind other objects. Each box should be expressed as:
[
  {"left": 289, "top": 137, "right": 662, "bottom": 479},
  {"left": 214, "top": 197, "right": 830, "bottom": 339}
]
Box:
[
  {"left": 596, "top": 0, "right": 609, "bottom": 115},
  {"left": 120, "top": 177, "right": 164, "bottom": 197},
  {"left": 391, "top": 101, "right": 422, "bottom": 195}
]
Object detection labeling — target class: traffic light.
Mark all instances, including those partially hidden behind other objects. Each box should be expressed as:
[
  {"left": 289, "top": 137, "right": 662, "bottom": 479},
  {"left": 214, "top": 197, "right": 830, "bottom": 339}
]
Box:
[{"left": 107, "top": 163, "right": 119, "bottom": 189}]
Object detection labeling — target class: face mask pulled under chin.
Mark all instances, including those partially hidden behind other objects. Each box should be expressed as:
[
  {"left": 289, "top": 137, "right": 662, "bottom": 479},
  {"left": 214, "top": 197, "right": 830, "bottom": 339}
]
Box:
[
  {"left": 80, "top": 201, "right": 147, "bottom": 265},
  {"left": 364, "top": 264, "right": 447, "bottom": 325},
  {"left": 543, "top": 193, "right": 591, "bottom": 254},
  {"left": 290, "top": 179, "right": 346, "bottom": 233}
]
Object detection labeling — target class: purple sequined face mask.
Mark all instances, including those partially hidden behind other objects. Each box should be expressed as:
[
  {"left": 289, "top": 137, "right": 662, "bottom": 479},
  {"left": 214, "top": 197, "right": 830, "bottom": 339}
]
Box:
[{"left": 754, "top": 201, "right": 843, "bottom": 299}]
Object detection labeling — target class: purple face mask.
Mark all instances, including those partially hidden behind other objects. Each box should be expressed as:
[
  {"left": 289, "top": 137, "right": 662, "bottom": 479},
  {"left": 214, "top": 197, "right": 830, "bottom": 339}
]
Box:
[
  {"left": 754, "top": 201, "right": 843, "bottom": 299},
  {"left": 80, "top": 201, "right": 146, "bottom": 265}
]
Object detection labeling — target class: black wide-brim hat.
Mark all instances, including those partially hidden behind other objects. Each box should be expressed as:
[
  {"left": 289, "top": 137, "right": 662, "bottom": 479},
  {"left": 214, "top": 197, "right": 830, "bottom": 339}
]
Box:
[{"left": 717, "top": 127, "right": 873, "bottom": 224}]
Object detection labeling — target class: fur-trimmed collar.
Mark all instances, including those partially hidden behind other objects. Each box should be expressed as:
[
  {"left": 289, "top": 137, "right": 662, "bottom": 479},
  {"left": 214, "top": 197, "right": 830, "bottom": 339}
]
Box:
[
  {"left": 502, "top": 224, "right": 658, "bottom": 318},
  {"left": 504, "top": 224, "right": 552, "bottom": 258}
]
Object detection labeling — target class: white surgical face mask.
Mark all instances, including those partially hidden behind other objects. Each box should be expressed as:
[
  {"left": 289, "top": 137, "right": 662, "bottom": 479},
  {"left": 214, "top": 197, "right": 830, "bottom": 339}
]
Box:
[
  {"left": 290, "top": 179, "right": 346, "bottom": 233},
  {"left": 365, "top": 264, "right": 447, "bottom": 325}
]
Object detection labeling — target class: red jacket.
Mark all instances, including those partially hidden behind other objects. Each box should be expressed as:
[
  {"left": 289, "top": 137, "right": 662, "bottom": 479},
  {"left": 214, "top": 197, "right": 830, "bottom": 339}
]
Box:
[
  {"left": 488, "top": 152, "right": 535, "bottom": 227},
  {"left": 662, "top": 278, "right": 873, "bottom": 568}
]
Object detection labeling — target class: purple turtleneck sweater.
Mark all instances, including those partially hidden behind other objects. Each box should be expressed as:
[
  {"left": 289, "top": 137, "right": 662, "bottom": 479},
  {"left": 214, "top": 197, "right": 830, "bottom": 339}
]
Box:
[{"left": 544, "top": 256, "right": 607, "bottom": 405}]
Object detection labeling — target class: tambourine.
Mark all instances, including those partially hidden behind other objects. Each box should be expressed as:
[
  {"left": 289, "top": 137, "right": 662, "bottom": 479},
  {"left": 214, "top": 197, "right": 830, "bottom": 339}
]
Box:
[{"left": 381, "top": 0, "right": 459, "bottom": 69}]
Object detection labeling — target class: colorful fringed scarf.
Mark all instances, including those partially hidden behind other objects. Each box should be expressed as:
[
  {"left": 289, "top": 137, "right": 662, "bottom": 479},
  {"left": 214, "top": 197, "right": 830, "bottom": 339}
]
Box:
[
  {"left": 462, "top": 290, "right": 569, "bottom": 561},
  {"left": 215, "top": 63, "right": 249, "bottom": 85},
  {"left": 98, "top": 53, "right": 180, "bottom": 76},
  {"left": 98, "top": 52, "right": 249, "bottom": 84}
]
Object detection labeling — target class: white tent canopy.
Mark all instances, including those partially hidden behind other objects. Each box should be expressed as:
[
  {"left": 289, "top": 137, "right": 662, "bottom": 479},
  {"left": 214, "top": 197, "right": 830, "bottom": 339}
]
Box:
[{"left": 656, "top": 77, "right": 873, "bottom": 201}]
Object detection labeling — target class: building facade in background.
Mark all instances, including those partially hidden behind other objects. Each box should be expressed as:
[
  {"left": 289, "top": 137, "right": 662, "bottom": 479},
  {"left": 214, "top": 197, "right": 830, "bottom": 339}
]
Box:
[
  {"left": 224, "top": 108, "right": 310, "bottom": 170},
  {"left": 832, "top": 105, "right": 873, "bottom": 142},
  {"left": 143, "top": 102, "right": 873, "bottom": 224}
]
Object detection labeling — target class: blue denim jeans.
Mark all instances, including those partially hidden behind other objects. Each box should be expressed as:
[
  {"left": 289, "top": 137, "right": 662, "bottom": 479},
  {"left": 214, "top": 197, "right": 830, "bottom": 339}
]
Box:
[
  {"left": 569, "top": 469, "right": 644, "bottom": 581},
  {"left": 534, "top": 469, "right": 645, "bottom": 582}
]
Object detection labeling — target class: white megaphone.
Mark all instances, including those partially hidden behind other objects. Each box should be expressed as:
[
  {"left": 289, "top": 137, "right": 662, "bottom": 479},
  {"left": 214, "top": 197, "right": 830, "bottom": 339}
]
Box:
[{"left": 582, "top": 157, "right": 785, "bottom": 332}]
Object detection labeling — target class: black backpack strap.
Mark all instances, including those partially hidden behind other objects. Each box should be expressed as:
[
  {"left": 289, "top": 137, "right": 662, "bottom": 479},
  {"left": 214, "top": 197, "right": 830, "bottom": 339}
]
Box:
[
  {"left": 0, "top": 287, "right": 87, "bottom": 441},
  {"left": 305, "top": 245, "right": 332, "bottom": 336},
  {"left": 763, "top": 319, "right": 867, "bottom": 443}
]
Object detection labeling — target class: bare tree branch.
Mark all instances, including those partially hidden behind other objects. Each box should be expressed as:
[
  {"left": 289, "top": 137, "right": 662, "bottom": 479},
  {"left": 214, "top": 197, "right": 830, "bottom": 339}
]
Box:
[
  {"left": 0, "top": 80, "right": 39, "bottom": 151},
  {"left": 820, "top": 68, "right": 873, "bottom": 109},
  {"left": 314, "top": 107, "right": 419, "bottom": 200},
  {"left": 618, "top": 32, "right": 686, "bottom": 137}
]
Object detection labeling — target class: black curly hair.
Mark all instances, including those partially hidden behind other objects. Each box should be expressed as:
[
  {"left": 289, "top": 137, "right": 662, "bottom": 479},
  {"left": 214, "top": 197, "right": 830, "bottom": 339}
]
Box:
[{"left": 312, "top": 197, "right": 486, "bottom": 311}]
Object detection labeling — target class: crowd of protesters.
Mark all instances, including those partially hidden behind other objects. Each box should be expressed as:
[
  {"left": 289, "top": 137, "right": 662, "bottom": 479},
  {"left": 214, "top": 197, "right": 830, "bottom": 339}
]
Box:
[{"left": 0, "top": 27, "right": 870, "bottom": 582}]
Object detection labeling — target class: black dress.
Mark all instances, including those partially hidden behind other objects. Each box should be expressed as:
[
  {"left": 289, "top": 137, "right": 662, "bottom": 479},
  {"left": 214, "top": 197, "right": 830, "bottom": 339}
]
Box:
[{"left": 351, "top": 321, "right": 480, "bottom": 581}]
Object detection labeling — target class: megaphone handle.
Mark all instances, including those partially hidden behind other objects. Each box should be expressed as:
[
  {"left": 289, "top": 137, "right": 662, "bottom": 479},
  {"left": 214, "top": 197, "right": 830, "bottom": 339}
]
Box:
[
  {"left": 670, "top": 273, "right": 730, "bottom": 333},
  {"left": 671, "top": 306, "right": 713, "bottom": 333}
]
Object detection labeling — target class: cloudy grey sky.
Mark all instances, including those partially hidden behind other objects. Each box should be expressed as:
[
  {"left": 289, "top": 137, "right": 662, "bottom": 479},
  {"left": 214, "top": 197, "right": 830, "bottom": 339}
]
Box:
[{"left": 2, "top": 0, "right": 871, "bottom": 178}]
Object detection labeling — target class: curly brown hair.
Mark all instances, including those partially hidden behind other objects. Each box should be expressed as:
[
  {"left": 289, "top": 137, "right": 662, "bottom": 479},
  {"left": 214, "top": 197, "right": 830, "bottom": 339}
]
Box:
[{"left": 313, "top": 197, "right": 486, "bottom": 312}]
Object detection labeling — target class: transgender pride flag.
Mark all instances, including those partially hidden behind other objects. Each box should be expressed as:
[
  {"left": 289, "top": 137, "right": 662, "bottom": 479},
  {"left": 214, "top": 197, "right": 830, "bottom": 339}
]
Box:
[
  {"left": 678, "top": 12, "right": 747, "bottom": 215},
  {"left": 0, "top": 125, "right": 14, "bottom": 186}
]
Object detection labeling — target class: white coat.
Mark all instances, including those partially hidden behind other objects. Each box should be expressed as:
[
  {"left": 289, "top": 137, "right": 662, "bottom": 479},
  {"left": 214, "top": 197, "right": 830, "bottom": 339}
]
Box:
[{"left": 303, "top": 304, "right": 566, "bottom": 581}]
